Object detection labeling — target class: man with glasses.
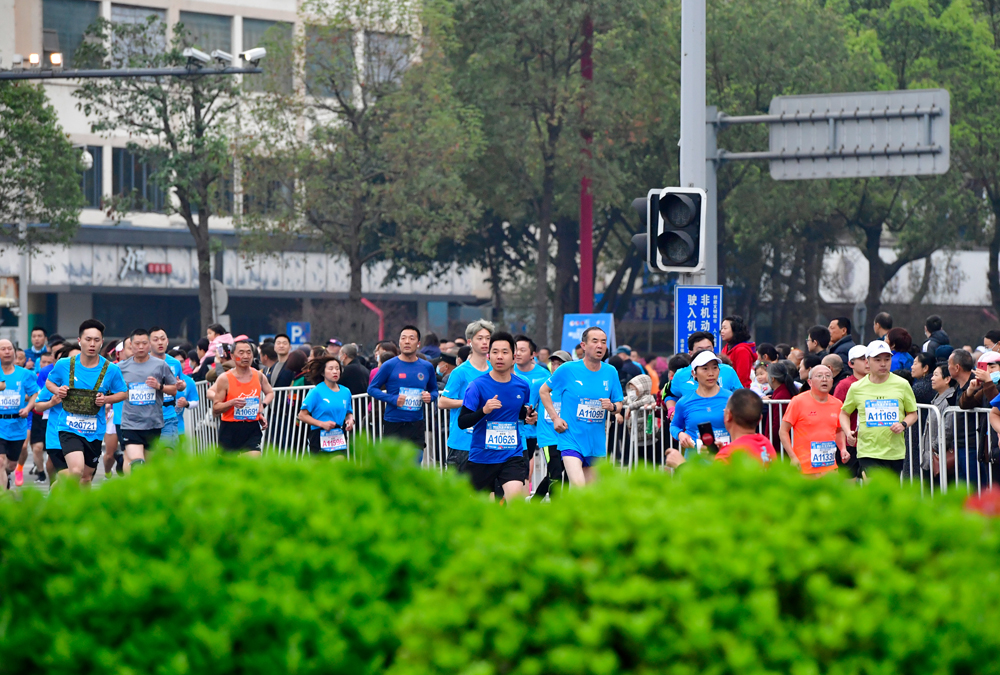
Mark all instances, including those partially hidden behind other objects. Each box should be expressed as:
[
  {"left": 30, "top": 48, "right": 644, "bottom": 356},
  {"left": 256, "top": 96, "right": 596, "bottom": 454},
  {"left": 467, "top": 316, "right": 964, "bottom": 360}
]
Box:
[{"left": 779, "top": 364, "right": 846, "bottom": 476}]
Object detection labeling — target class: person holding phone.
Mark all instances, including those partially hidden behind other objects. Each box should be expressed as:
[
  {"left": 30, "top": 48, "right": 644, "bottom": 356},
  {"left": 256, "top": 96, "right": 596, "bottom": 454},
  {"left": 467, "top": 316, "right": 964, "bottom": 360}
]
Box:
[{"left": 670, "top": 351, "right": 733, "bottom": 459}]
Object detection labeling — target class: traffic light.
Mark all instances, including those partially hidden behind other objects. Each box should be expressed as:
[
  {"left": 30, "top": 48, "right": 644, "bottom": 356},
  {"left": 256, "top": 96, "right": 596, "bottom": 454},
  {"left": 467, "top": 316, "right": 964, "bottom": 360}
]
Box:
[{"left": 631, "top": 187, "right": 707, "bottom": 273}]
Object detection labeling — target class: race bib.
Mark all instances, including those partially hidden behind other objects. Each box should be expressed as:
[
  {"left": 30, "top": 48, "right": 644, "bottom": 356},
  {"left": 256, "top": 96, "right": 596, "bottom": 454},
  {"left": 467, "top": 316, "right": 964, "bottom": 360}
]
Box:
[
  {"left": 399, "top": 387, "right": 423, "bottom": 411},
  {"left": 65, "top": 413, "right": 98, "bottom": 435},
  {"left": 0, "top": 389, "right": 20, "bottom": 410},
  {"left": 811, "top": 441, "right": 837, "bottom": 468},
  {"left": 485, "top": 421, "right": 518, "bottom": 450},
  {"left": 576, "top": 398, "right": 604, "bottom": 423},
  {"left": 543, "top": 402, "right": 562, "bottom": 423},
  {"left": 234, "top": 396, "right": 260, "bottom": 421},
  {"left": 128, "top": 382, "right": 156, "bottom": 406},
  {"left": 320, "top": 428, "right": 347, "bottom": 452},
  {"left": 864, "top": 399, "right": 899, "bottom": 427}
]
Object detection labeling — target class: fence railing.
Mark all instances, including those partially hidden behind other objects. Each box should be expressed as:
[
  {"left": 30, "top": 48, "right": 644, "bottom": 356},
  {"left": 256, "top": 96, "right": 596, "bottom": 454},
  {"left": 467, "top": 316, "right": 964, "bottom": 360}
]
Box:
[{"left": 183, "top": 382, "right": 1000, "bottom": 496}]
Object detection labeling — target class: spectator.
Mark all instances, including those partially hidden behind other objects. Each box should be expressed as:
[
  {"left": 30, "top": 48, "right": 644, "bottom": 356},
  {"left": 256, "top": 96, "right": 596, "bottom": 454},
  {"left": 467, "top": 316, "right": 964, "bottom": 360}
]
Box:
[
  {"left": 921, "top": 364, "right": 956, "bottom": 476},
  {"left": 947, "top": 348, "right": 984, "bottom": 486},
  {"left": 827, "top": 317, "right": 855, "bottom": 367},
  {"left": 775, "top": 343, "right": 792, "bottom": 360},
  {"left": 664, "top": 353, "right": 692, "bottom": 400},
  {"left": 339, "top": 343, "right": 371, "bottom": 396},
  {"left": 757, "top": 343, "right": 779, "bottom": 364},
  {"left": 806, "top": 325, "right": 831, "bottom": 357},
  {"left": 788, "top": 348, "right": 805, "bottom": 370},
  {"left": 873, "top": 312, "right": 892, "bottom": 340},
  {"left": 910, "top": 352, "right": 935, "bottom": 405},
  {"left": 453, "top": 337, "right": 467, "bottom": 347},
  {"left": 922, "top": 314, "right": 950, "bottom": 356},
  {"left": 799, "top": 354, "right": 823, "bottom": 392},
  {"left": 960, "top": 351, "right": 1000, "bottom": 410},
  {"left": 763, "top": 361, "right": 797, "bottom": 443},
  {"left": 984, "top": 330, "right": 1000, "bottom": 351},
  {"left": 435, "top": 353, "right": 457, "bottom": 391},
  {"left": 537, "top": 347, "right": 551, "bottom": 368},
  {"left": 750, "top": 362, "right": 771, "bottom": 398},
  {"left": 886, "top": 327, "right": 914, "bottom": 373},
  {"left": 420, "top": 333, "right": 441, "bottom": 360},
  {"left": 720, "top": 315, "right": 757, "bottom": 388},
  {"left": 615, "top": 345, "right": 644, "bottom": 382},
  {"left": 326, "top": 339, "right": 343, "bottom": 359},
  {"left": 309, "top": 346, "right": 327, "bottom": 362},
  {"left": 642, "top": 353, "right": 661, "bottom": 394},
  {"left": 822, "top": 353, "right": 847, "bottom": 389},
  {"left": 369, "top": 342, "right": 400, "bottom": 384},
  {"left": 282, "top": 350, "right": 309, "bottom": 387}
]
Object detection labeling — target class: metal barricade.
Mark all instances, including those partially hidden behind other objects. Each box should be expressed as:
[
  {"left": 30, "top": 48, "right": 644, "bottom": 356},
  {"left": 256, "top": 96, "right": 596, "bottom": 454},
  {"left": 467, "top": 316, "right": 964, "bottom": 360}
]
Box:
[{"left": 940, "top": 406, "right": 997, "bottom": 496}]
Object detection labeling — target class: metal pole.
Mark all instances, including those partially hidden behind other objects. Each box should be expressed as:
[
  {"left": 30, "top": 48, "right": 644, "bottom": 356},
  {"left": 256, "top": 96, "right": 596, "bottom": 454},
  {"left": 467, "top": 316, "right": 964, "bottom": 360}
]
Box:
[
  {"left": 0, "top": 66, "right": 263, "bottom": 81},
  {"left": 680, "top": 0, "right": 714, "bottom": 284},
  {"left": 18, "top": 219, "right": 28, "bottom": 350},
  {"left": 579, "top": 15, "right": 594, "bottom": 313}
]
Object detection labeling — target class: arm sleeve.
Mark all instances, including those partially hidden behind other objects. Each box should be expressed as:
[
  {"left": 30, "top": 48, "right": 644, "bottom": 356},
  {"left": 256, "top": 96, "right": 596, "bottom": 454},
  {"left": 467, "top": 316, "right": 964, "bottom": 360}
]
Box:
[
  {"left": 458, "top": 405, "right": 485, "bottom": 429},
  {"left": 366, "top": 362, "right": 396, "bottom": 404}
]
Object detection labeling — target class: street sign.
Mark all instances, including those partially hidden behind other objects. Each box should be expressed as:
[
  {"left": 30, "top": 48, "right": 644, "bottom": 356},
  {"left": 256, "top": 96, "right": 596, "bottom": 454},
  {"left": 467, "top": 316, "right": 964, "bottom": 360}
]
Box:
[
  {"left": 286, "top": 322, "right": 311, "bottom": 346},
  {"left": 560, "top": 314, "right": 617, "bottom": 354},
  {"left": 674, "top": 285, "right": 722, "bottom": 355},
  {"left": 766, "top": 89, "right": 949, "bottom": 180}
]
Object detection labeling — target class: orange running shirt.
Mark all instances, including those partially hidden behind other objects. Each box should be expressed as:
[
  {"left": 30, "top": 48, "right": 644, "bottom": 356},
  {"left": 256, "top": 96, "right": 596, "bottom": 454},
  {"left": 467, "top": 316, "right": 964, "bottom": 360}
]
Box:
[
  {"left": 221, "top": 368, "right": 263, "bottom": 423},
  {"left": 781, "top": 393, "right": 843, "bottom": 475}
]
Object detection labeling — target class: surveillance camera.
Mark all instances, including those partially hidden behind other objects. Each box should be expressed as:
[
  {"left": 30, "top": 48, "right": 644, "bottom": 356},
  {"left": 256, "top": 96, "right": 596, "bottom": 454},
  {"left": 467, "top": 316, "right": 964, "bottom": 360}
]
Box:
[
  {"left": 182, "top": 47, "right": 212, "bottom": 65},
  {"left": 239, "top": 47, "right": 267, "bottom": 65},
  {"left": 210, "top": 49, "right": 233, "bottom": 65},
  {"left": 12, "top": 54, "right": 23, "bottom": 67}
]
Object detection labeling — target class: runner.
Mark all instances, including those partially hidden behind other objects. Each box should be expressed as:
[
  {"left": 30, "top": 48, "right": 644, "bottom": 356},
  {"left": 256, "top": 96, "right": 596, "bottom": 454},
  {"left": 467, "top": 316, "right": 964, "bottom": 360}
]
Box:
[
  {"left": 174, "top": 371, "right": 199, "bottom": 440},
  {"left": 530, "top": 349, "right": 572, "bottom": 497},
  {"left": 0, "top": 339, "right": 36, "bottom": 489},
  {"left": 831, "top": 344, "right": 868, "bottom": 478},
  {"left": 149, "top": 326, "right": 187, "bottom": 448},
  {"left": 670, "top": 351, "right": 733, "bottom": 459},
  {"left": 298, "top": 356, "right": 355, "bottom": 458},
  {"left": 29, "top": 351, "right": 55, "bottom": 482},
  {"left": 839, "top": 340, "right": 919, "bottom": 479},
  {"left": 438, "top": 320, "right": 494, "bottom": 473},
  {"left": 367, "top": 325, "right": 438, "bottom": 461},
  {"left": 539, "top": 326, "right": 623, "bottom": 487},
  {"left": 779, "top": 364, "right": 847, "bottom": 476},
  {"left": 34, "top": 342, "right": 80, "bottom": 483},
  {"left": 212, "top": 340, "right": 274, "bottom": 456},
  {"left": 458, "top": 331, "right": 535, "bottom": 501},
  {"left": 44, "top": 320, "right": 127, "bottom": 484},
  {"left": 105, "top": 338, "right": 132, "bottom": 476},
  {"left": 664, "top": 332, "right": 744, "bottom": 415},
  {"left": 513, "top": 334, "right": 550, "bottom": 480},
  {"left": 25, "top": 326, "right": 48, "bottom": 371},
  {"left": 666, "top": 389, "right": 778, "bottom": 468},
  {"left": 118, "top": 329, "right": 177, "bottom": 473}
]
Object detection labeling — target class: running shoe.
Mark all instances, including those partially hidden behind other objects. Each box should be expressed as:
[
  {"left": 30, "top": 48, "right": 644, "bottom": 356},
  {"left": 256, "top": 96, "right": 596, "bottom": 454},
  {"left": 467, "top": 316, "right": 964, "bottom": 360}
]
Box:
[
  {"left": 13, "top": 467, "right": 23, "bottom": 487},
  {"left": 34, "top": 470, "right": 46, "bottom": 483}
]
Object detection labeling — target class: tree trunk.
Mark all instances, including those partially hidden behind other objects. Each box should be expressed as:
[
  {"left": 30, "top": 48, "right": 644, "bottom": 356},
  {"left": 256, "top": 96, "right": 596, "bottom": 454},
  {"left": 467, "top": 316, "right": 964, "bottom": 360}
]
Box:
[
  {"left": 910, "top": 256, "right": 933, "bottom": 305},
  {"left": 553, "top": 216, "right": 578, "bottom": 345},
  {"left": 534, "top": 161, "right": 555, "bottom": 346},
  {"left": 193, "top": 213, "right": 214, "bottom": 336},
  {"left": 989, "top": 197, "right": 1000, "bottom": 320},
  {"left": 862, "top": 224, "right": 885, "bottom": 329}
]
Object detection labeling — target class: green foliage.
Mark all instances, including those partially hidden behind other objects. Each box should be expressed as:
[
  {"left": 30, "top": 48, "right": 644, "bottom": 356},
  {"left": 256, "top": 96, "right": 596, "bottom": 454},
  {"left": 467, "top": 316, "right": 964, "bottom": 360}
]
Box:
[
  {"left": 0, "top": 442, "right": 487, "bottom": 675},
  {"left": 393, "top": 460, "right": 1000, "bottom": 675},
  {"left": 0, "top": 82, "right": 84, "bottom": 246}
]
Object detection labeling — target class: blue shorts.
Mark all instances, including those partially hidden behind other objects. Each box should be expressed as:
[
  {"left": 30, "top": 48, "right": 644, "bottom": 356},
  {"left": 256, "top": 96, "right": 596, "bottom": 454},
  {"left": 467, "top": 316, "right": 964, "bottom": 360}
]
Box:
[{"left": 560, "top": 449, "right": 598, "bottom": 467}]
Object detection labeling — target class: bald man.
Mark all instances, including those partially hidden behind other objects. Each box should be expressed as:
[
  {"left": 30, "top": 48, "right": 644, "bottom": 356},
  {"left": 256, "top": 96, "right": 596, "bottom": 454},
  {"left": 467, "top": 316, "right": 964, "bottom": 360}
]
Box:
[
  {"left": 0, "top": 339, "right": 35, "bottom": 489},
  {"left": 822, "top": 353, "right": 847, "bottom": 389},
  {"left": 779, "top": 364, "right": 846, "bottom": 477}
]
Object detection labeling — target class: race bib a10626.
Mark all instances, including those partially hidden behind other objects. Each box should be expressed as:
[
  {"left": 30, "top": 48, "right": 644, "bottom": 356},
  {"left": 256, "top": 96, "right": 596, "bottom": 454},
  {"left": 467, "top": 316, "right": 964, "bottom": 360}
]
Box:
[
  {"left": 864, "top": 399, "right": 899, "bottom": 427},
  {"left": 576, "top": 398, "right": 604, "bottom": 423},
  {"left": 485, "top": 421, "right": 518, "bottom": 450}
]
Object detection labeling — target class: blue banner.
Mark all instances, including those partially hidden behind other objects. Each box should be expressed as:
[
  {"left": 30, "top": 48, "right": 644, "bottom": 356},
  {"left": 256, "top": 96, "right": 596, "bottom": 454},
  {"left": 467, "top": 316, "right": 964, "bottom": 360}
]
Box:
[
  {"left": 674, "top": 286, "right": 723, "bottom": 355},
  {"left": 561, "top": 314, "right": 617, "bottom": 354}
]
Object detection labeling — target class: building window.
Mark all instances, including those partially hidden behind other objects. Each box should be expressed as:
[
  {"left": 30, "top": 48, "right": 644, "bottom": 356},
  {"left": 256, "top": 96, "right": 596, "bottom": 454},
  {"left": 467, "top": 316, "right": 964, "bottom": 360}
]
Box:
[
  {"left": 243, "top": 158, "right": 294, "bottom": 217},
  {"left": 242, "top": 19, "right": 292, "bottom": 94},
  {"left": 42, "top": 0, "right": 100, "bottom": 68},
  {"left": 112, "top": 148, "right": 166, "bottom": 213},
  {"left": 177, "top": 11, "right": 231, "bottom": 53},
  {"left": 366, "top": 32, "right": 410, "bottom": 87},
  {"left": 110, "top": 4, "right": 167, "bottom": 61},
  {"left": 305, "top": 25, "right": 355, "bottom": 100},
  {"left": 80, "top": 145, "right": 103, "bottom": 209}
]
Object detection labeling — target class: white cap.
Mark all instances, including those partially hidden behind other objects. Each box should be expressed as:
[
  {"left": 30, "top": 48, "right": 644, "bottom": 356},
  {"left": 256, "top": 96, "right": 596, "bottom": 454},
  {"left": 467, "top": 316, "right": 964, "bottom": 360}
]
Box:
[
  {"left": 979, "top": 351, "right": 1000, "bottom": 365},
  {"left": 691, "top": 351, "right": 722, "bottom": 369},
  {"left": 865, "top": 340, "right": 892, "bottom": 358},
  {"left": 848, "top": 345, "right": 868, "bottom": 363},
  {"left": 115, "top": 342, "right": 124, "bottom": 353}
]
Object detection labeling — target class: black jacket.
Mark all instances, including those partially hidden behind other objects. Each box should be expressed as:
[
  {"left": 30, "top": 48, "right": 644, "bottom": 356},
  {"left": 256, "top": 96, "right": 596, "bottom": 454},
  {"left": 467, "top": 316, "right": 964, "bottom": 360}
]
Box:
[
  {"left": 340, "top": 361, "right": 371, "bottom": 397},
  {"left": 923, "top": 329, "right": 950, "bottom": 356},
  {"left": 830, "top": 336, "right": 856, "bottom": 368}
]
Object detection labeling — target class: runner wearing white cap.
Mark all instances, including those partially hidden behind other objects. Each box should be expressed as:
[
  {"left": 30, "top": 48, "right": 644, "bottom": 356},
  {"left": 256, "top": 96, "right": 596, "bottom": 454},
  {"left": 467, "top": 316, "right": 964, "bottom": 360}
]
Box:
[
  {"left": 669, "top": 351, "right": 733, "bottom": 459},
  {"left": 839, "top": 340, "right": 919, "bottom": 479}
]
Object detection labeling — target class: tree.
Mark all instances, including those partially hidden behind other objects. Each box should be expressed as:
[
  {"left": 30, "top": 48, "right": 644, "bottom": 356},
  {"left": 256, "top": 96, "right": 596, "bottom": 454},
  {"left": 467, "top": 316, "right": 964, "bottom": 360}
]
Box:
[
  {"left": 239, "top": 0, "right": 482, "bottom": 340},
  {"left": 74, "top": 17, "right": 240, "bottom": 334},
  {"left": 0, "top": 82, "right": 84, "bottom": 246}
]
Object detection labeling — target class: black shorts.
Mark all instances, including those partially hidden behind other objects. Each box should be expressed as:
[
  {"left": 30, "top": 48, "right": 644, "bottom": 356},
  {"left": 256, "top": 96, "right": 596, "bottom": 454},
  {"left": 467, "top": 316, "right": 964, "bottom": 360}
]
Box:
[
  {"left": 522, "top": 437, "right": 538, "bottom": 463},
  {"left": 447, "top": 448, "right": 470, "bottom": 474},
  {"left": 0, "top": 437, "right": 24, "bottom": 462},
  {"left": 382, "top": 420, "right": 425, "bottom": 449},
  {"left": 30, "top": 416, "right": 47, "bottom": 445},
  {"left": 859, "top": 456, "right": 904, "bottom": 477},
  {"left": 218, "top": 420, "right": 263, "bottom": 452},
  {"left": 544, "top": 446, "right": 564, "bottom": 481},
  {"left": 49, "top": 446, "right": 67, "bottom": 472},
  {"left": 469, "top": 455, "right": 529, "bottom": 492},
  {"left": 120, "top": 428, "right": 162, "bottom": 450},
  {"left": 58, "top": 432, "right": 102, "bottom": 470},
  {"left": 307, "top": 427, "right": 347, "bottom": 455}
]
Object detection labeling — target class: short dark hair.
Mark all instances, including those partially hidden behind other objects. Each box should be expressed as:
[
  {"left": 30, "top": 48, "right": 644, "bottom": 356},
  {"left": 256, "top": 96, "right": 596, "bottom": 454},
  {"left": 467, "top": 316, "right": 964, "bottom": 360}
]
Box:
[
  {"left": 757, "top": 343, "right": 778, "bottom": 361},
  {"left": 668, "top": 353, "right": 691, "bottom": 373},
  {"left": 79, "top": 319, "right": 105, "bottom": 336},
  {"left": 925, "top": 315, "right": 943, "bottom": 332},
  {"left": 514, "top": 334, "right": 537, "bottom": 353},
  {"left": 934, "top": 364, "right": 952, "bottom": 382},
  {"left": 207, "top": 323, "right": 227, "bottom": 336},
  {"left": 489, "top": 331, "right": 517, "bottom": 354},
  {"left": 832, "top": 316, "right": 852, "bottom": 334},
  {"left": 274, "top": 333, "right": 290, "bottom": 342},
  {"left": 722, "top": 315, "right": 751, "bottom": 345},
  {"left": 31, "top": 326, "right": 47, "bottom": 336},
  {"left": 538, "top": 346, "right": 550, "bottom": 354},
  {"left": 56, "top": 342, "right": 81, "bottom": 360},
  {"left": 807, "top": 326, "right": 831, "bottom": 349},
  {"left": 260, "top": 344, "right": 277, "bottom": 360},
  {"left": 727, "top": 389, "right": 763, "bottom": 429},
  {"left": 775, "top": 343, "right": 791, "bottom": 359},
  {"left": 949, "top": 348, "right": 974, "bottom": 373},
  {"left": 914, "top": 352, "right": 936, "bottom": 372},
  {"left": 197, "top": 337, "right": 210, "bottom": 351},
  {"left": 400, "top": 325, "right": 421, "bottom": 341},
  {"left": 422, "top": 332, "right": 440, "bottom": 347},
  {"left": 457, "top": 345, "right": 472, "bottom": 362},
  {"left": 803, "top": 354, "right": 823, "bottom": 370},
  {"left": 986, "top": 330, "right": 1000, "bottom": 344},
  {"left": 886, "top": 327, "right": 912, "bottom": 354},
  {"left": 874, "top": 312, "right": 893, "bottom": 330},
  {"left": 149, "top": 326, "right": 166, "bottom": 336},
  {"left": 130, "top": 328, "right": 150, "bottom": 340},
  {"left": 581, "top": 326, "right": 606, "bottom": 343},
  {"left": 687, "top": 331, "right": 715, "bottom": 351}
]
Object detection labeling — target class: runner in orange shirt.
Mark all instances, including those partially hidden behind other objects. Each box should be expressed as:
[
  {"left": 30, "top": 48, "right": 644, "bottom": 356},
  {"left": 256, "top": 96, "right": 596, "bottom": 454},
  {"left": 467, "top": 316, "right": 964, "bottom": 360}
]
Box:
[{"left": 779, "top": 364, "right": 848, "bottom": 476}]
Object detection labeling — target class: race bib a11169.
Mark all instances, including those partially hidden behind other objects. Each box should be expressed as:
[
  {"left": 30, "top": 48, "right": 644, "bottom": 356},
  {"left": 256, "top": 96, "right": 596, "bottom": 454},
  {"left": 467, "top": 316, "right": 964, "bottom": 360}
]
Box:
[{"left": 864, "top": 399, "right": 899, "bottom": 427}]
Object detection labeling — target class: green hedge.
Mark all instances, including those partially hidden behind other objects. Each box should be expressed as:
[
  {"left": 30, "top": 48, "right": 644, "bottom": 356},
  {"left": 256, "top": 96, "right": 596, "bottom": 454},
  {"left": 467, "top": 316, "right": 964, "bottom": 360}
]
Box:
[
  {"left": 0, "top": 442, "right": 486, "bottom": 675},
  {"left": 391, "top": 460, "right": 1000, "bottom": 675}
]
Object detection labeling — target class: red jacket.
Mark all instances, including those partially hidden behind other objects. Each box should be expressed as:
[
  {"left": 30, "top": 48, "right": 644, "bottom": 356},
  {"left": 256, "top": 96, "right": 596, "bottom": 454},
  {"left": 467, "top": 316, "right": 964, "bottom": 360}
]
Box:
[
  {"left": 717, "top": 433, "right": 777, "bottom": 464},
  {"left": 722, "top": 341, "right": 757, "bottom": 388}
]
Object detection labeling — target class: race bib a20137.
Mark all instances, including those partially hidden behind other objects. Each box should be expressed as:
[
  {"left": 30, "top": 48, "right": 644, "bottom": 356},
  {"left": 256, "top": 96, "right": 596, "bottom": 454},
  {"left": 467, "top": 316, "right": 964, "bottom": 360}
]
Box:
[{"left": 128, "top": 383, "right": 155, "bottom": 406}]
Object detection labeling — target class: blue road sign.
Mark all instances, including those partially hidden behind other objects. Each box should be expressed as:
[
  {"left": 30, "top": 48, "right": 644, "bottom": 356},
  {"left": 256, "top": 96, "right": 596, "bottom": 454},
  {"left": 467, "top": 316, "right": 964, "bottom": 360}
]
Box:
[
  {"left": 674, "top": 286, "right": 723, "bottom": 355},
  {"left": 561, "top": 314, "right": 617, "bottom": 354},
  {"left": 286, "top": 322, "right": 311, "bottom": 346}
]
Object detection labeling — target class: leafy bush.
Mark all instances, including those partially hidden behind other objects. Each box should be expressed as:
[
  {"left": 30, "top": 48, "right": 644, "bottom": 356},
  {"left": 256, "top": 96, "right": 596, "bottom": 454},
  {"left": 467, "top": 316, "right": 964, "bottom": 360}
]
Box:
[
  {"left": 0, "top": 442, "right": 486, "bottom": 675},
  {"left": 392, "top": 460, "right": 1000, "bottom": 675}
]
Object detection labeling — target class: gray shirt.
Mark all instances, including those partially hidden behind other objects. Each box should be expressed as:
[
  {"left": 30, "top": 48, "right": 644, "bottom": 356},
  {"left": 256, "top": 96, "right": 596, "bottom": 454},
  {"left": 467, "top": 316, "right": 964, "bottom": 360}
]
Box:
[{"left": 119, "top": 356, "right": 177, "bottom": 430}]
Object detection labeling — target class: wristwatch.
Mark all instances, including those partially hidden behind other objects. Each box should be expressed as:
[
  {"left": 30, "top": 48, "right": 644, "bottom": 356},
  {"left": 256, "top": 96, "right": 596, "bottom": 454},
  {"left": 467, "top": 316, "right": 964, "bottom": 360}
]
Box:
[{"left": 900, "top": 420, "right": 908, "bottom": 429}]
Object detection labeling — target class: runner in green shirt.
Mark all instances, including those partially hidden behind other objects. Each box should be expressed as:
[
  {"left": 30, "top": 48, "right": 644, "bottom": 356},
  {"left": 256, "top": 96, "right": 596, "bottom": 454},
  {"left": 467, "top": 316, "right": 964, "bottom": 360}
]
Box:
[{"left": 839, "top": 340, "right": 918, "bottom": 479}]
